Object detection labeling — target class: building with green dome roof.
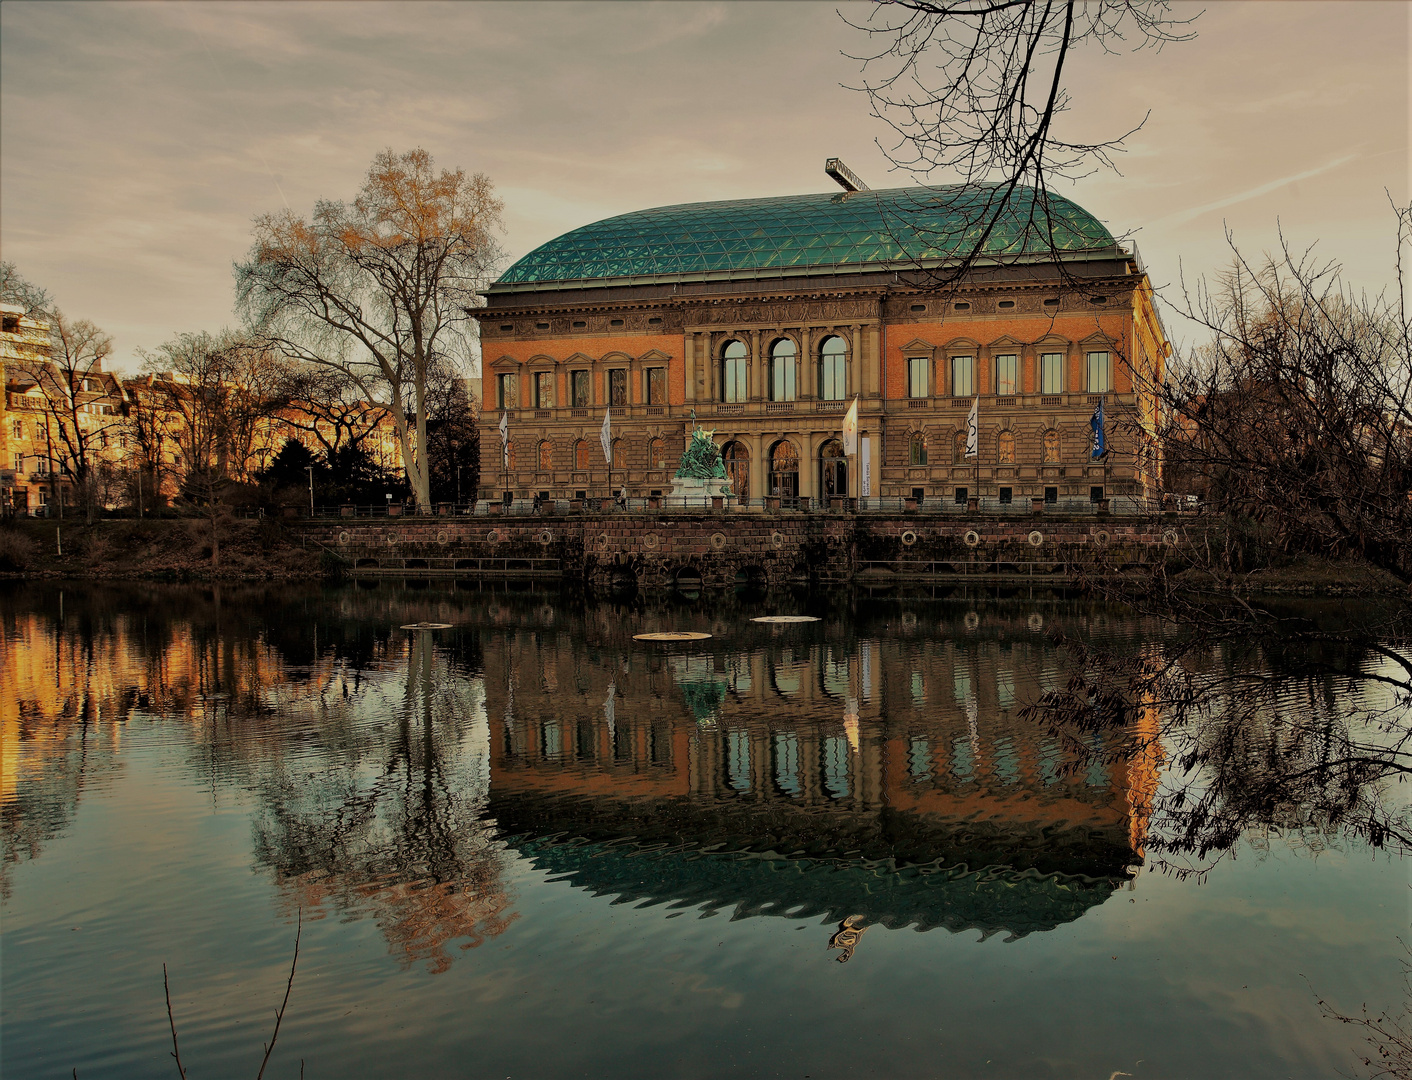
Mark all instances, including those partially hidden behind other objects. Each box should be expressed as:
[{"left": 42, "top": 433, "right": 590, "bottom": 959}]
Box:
[{"left": 478, "top": 165, "right": 1167, "bottom": 512}]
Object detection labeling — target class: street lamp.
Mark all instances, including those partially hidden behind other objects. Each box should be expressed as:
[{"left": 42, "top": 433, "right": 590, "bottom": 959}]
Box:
[{"left": 305, "top": 465, "right": 315, "bottom": 516}]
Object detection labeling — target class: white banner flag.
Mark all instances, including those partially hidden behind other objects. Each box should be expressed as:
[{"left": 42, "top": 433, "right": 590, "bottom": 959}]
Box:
[
  {"left": 965, "top": 396, "right": 979, "bottom": 458},
  {"left": 600, "top": 407, "right": 612, "bottom": 466},
  {"left": 842, "top": 396, "right": 859, "bottom": 456},
  {"left": 498, "top": 411, "right": 509, "bottom": 468}
]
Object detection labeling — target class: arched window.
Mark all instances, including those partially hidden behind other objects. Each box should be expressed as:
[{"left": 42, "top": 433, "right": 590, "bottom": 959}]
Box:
[
  {"left": 1043, "top": 429, "right": 1061, "bottom": 463},
  {"left": 721, "top": 340, "right": 748, "bottom": 403},
  {"left": 819, "top": 336, "right": 846, "bottom": 401},
  {"left": 770, "top": 440, "right": 799, "bottom": 498},
  {"left": 722, "top": 441, "right": 749, "bottom": 501},
  {"left": 538, "top": 439, "right": 553, "bottom": 472},
  {"left": 647, "top": 438, "right": 664, "bottom": 470},
  {"left": 770, "top": 338, "right": 797, "bottom": 402},
  {"left": 953, "top": 430, "right": 968, "bottom": 464},
  {"left": 909, "top": 433, "right": 928, "bottom": 466},
  {"left": 997, "top": 430, "right": 1016, "bottom": 464},
  {"left": 574, "top": 439, "right": 590, "bottom": 470},
  {"left": 821, "top": 439, "right": 846, "bottom": 498},
  {"left": 611, "top": 438, "right": 623, "bottom": 470},
  {"left": 505, "top": 440, "right": 516, "bottom": 470}
]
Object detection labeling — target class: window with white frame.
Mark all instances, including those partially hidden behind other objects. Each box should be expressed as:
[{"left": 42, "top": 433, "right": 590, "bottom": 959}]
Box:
[
  {"left": 994, "top": 354, "right": 1018, "bottom": 396},
  {"left": 1040, "top": 353, "right": 1065, "bottom": 394},
  {"left": 819, "top": 336, "right": 847, "bottom": 400},
  {"left": 1086, "top": 351, "right": 1111, "bottom": 393},
  {"left": 721, "top": 341, "right": 748, "bottom": 402},
  {"left": 907, "top": 356, "right": 929, "bottom": 398},
  {"left": 534, "top": 371, "right": 554, "bottom": 409},
  {"left": 951, "top": 355, "right": 975, "bottom": 397},
  {"left": 770, "top": 339, "right": 796, "bottom": 402},
  {"left": 497, "top": 373, "right": 518, "bottom": 410}
]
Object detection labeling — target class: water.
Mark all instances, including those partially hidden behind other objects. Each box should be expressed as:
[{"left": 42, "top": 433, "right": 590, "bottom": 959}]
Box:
[{"left": 2, "top": 581, "right": 1407, "bottom": 1079}]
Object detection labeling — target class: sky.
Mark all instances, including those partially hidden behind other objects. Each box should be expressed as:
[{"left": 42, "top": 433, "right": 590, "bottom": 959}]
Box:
[{"left": 1, "top": 0, "right": 1407, "bottom": 372}]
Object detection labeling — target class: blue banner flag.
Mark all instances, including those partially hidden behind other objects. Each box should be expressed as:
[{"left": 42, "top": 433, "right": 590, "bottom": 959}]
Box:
[{"left": 1090, "top": 398, "right": 1106, "bottom": 458}]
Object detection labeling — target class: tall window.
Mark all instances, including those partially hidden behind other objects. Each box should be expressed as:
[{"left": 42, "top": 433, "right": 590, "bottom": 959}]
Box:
[
  {"left": 721, "top": 340, "right": 748, "bottom": 402},
  {"left": 770, "top": 441, "right": 799, "bottom": 498},
  {"left": 1040, "top": 353, "right": 1065, "bottom": 394},
  {"left": 952, "top": 430, "right": 968, "bottom": 464},
  {"left": 646, "top": 367, "right": 666, "bottom": 405},
  {"left": 997, "top": 430, "right": 1016, "bottom": 463},
  {"left": 1086, "top": 351, "right": 1111, "bottom": 393},
  {"left": 610, "top": 438, "right": 623, "bottom": 469},
  {"left": 951, "top": 356, "right": 975, "bottom": 397},
  {"left": 534, "top": 371, "right": 554, "bottom": 408},
  {"left": 648, "top": 438, "right": 664, "bottom": 469},
  {"left": 909, "top": 433, "right": 928, "bottom": 466},
  {"left": 505, "top": 441, "right": 515, "bottom": 470},
  {"left": 1043, "top": 429, "right": 1061, "bottom": 462},
  {"left": 907, "top": 355, "right": 929, "bottom": 398},
  {"left": 537, "top": 440, "right": 553, "bottom": 471},
  {"left": 770, "top": 339, "right": 796, "bottom": 402},
  {"left": 497, "top": 373, "right": 518, "bottom": 409},
  {"left": 571, "top": 370, "right": 590, "bottom": 408},
  {"left": 819, "top": 336, "right": 846, "bottom": 400},
  {"left": 574, "top": 440, "right": 590, "bottom": 470},
  {"left": 994, "top": 354, "right": 1018, "bottom": 396},
  {"left": 608, "top": 369, "right": 628, "bottom": 407}
]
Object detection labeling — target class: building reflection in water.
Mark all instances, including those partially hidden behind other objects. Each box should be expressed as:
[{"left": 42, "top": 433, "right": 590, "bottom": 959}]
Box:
[
  {"left": 486, "top": 613, "right": 1161, "bottom": 940},
  {"left": 2, "top": 584, "right": 1161, "bottom": 965}
]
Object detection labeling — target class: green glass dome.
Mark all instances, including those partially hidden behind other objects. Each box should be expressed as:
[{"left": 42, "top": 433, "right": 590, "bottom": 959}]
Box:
[{"left": 493, "top": 184, "right": 1117, "bottom": 290}]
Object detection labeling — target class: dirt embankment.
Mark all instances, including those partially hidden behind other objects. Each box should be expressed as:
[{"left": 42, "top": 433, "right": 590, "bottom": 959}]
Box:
[{"left": 0, "top": 517, "right": 327, "bottom": 581}]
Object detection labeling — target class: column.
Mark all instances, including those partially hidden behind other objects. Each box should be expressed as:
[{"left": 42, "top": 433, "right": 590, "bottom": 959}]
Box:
[
  {"left": 750, "top": 329, "right": 763, "bottom": 401},
  {"left": 802, "top": 434, "right": 818, "bottom": 506},
  {"left": 749, "top": 433, "right": 766, "bottom": 503},
  {"left": 684, "top": 333, "right": 696, "bottom": 403},
  {"left": 800, "top": 327, "right": 814, "bottom": 399},
  {"left": 867, "top": 324, "right": 881, "bottom": 401}
]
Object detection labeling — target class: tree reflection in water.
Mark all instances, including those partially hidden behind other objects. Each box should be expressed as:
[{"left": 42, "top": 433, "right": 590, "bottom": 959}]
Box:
[{"left": 250, "top": 629, "right": 517, "bottom": 974}]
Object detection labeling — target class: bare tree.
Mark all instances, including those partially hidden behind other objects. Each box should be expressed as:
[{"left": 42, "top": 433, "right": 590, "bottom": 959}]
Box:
[
  {"left": 139, "top": 331, "right": 289, "bottom": 566},
  {"left": 843, "top": 1, "right": 1197, "bottom": 284},
  {"left": 275, "top": 364, "right": 390, "bottom": 460},
  {"left": 13, "top": 310, "right": 122, "bottom": 523},
  {"left": 0, "top": 261, "right": 51, "bottom": 317},
  {"left": 236, "top": 148, "right": 504, "bottom": 512}
]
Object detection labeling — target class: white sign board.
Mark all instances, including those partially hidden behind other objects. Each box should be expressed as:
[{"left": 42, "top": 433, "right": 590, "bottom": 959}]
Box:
[{"left": 860, "top": 436, "right": 872, "bottom": 498}]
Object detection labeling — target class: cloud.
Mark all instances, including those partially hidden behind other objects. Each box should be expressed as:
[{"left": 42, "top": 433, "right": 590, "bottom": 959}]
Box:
[{"left": 1146, "top": 152, "right": 1362, "bottom": 230}]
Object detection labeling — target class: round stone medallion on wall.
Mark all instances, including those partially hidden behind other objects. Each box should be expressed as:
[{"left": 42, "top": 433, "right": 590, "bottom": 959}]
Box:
[
  {"left": 386, "top": 533, "right": 400, "bottom": 547},
  {"left": 596, "top": 534, "right": 609, "bottom": 551},
  {"left": 1162, "top": 529, "right": 1181, "bottom": 546},
  {"left": 771, "top": 531, "right": 785, "bottom": 549},
  {"left": 900, "top": 530, "right": 918, "bottom": 546},
  {"left": 436, "top": 531, "right": 448, "bottom": 545},
  {"left": 338, "top": 531, "right": 350, "bottom": 545},
  {"left": 1094, "top": 530, "right": 1111, "bottom": 546},
  {"left": 537, "top": 529, "right": 554, "bottom": 545},
  {"left": 485, "top": 529, "right": 500, "bottom": 545},
  {"left": 644, "top": 533, "right": 661, "bottom": 550},
  {"left": 963, "top": 529, "right": 981, "bottom": 547},
  {"left": 710, "top": 532, "right": 727, "bottom": 551},
  {"left": 1027, "top": 531, "right": 1045, "bottom": 547}
]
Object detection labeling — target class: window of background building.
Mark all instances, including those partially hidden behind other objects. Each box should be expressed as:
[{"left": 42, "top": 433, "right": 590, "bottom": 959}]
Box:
[
  {"left": 721, "top": 341, "right": 748, "bottom": 402},
  {"left": 1040, "top": 353, "right": 1065, "bottom": 394},
  {"left": 770, "top": 339, "right": 797, "bottom": 402},
  {"left": 13, "top": 453, "right": 23, "bottom": 472},
  {"left": 909, "top": 433, "right": 928, "bottom": 465},
  {"left": 951, "top": 356, "right": 974, "bottom": 397},
  {"left": 647, "top": 367, "right": 666, "bottom": 405},
  {"left": 11, "top": 420, "right": 21, "bottom": 440},
  {"left": 608, "top": 369, "right": 627, "bottom": 407},
  {"left": 497, "top": 373, "right": 518, "bottom": 409},
  {"left": 819, "top": 336, "right": 846, "bottom": 400},
  {"left": 526, "top": 372, "right": 548, "bottom": 409},
  {"left": 1086, "top": 351, "right": 1111, "bottom": 393},
  {"left": 571, "top": 370, "right": 590, "bottom": 408},
  {"left": 994, "top": 354, "right": 1018, "bottom": 396},
  {"left": 907, "top": 356, "right": 929, "bottom": 398}
]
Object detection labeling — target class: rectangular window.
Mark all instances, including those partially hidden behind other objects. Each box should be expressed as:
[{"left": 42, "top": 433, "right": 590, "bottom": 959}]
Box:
[
  {"left": 911, "top": 487, "right": 925, "bottom": 503},
  {"left": 534, "top": 371, "right": 554, "bottom": 409},
  {"left": 1044, "top": 486, "right": 1058, "bottom": 504},
  {"left": 609, "top": 369, "right": 627, "bottom": 407},
  {"left": 954, "top": 487, "right": 968, "bottom": 505},
  {"left": 1041, "top": 353, "right": 1065, "bottom": 394},
  {"left": 999, "top": 486, "right": 1012, "bottom": 504},
  {"left": 13, "top": 453, "right": 23, "bottom": 472},
  {"left": 994, "top": 354, "right": 1018, "bottom": 396},
  {"left": 1090, "top": 486, "right": 1105, "bottom": 503},
  {"left": 647, "top": 367, "right": 666, "bottom": 405},
  {"left": 11, "top": 420, "right": 20, "bottom": 440},
  {"left": 571, "top": 370, "right": 590, "bottom": 408},
  {"left": 1086, "top": 351, "right": 1111, "bottom": 393},
  {"left": 907, "top": 356, "right": 929, "bottom": 398},
  {"left": 950, "top": 356, "right": 974, "bottom": 397},
  {"left": 497, "top": 373, "right": 518, "bottom": 410},
  {"left": 36, "top": 457, "right": 48, "bottom": 475}
]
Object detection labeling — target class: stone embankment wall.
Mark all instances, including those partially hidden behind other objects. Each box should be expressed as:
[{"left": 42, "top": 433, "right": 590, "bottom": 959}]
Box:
[{"left": 298, "top": 513, "right": 1198, "bottom": 590}]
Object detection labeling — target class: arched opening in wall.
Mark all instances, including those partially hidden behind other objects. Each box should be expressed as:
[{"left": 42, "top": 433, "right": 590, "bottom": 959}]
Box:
[
  {"left": 403, "top": 558, "right": 429, "bottom": 569},
  {"left": 997, "top": 429, "right": 1016, "bottom": 464},
  {"left": 820, "top": 439, "right": 846, "bottom": 498},
  {"left": 770, "top": 338, "right": 797, "bottom": 402},
  {"left": 574, "top": 439, "right": 590, "bottom": 470},
  {"left": 819, "top": 336, "right": 847, "bottom": 401},
  {"left": 721, "top": 441, "right": 750, "bottom": 502},
  {"left": 610, "top": 438, "right": 624, "bottom": 471},
  {"left": 506, "top": 559, "right": 532, "bottom": 572},
  {"left": 721, "top": 340, "right": 748, "bottom": 403},
  {"left": 953, "top": 430, "right": 968, "bottom": 464},
  {"left": 769, "top": 440, "right": 799, "bottom": 499},
  {"left": 647, "top": 438, "right": 665, "bottom": 471},
  {"left": 537, "top": 440, "right": 553, "bottom": 472},
  {"left": 454, "top": 559, "right": 477, "bottom": 570},
  {"left": 1043, "top": 429, "right": 1061, "bottom": 463},
  {"left": 734, "top": 565, "right": 768, "bottom": 588},
  {"left": 608, "top": 566, "right": 638, "bottom": 596},
  {"left": 354, "top": 558, "right": 380, "bottom": 568},
  {"left": 909, "top": 432, "right": 928, "bottom": 466},
  {"left": 672, "top": 565, "right": 703, "bottom": 599}
]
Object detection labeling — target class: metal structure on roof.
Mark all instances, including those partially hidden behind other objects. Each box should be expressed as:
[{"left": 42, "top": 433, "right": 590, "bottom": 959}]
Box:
[{"left": 490, "top": 183, "right": 1118, "bottom": 292}]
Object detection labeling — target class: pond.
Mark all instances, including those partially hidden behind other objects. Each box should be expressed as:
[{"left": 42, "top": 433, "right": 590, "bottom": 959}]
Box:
[{"left": 2, "top": 580, "right": 1407, "bottom": 1079}]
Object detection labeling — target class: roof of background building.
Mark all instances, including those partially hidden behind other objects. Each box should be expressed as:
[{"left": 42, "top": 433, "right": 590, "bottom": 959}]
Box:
[{"left": 490, "top": 184, "right": 1119, "bottom": 293}]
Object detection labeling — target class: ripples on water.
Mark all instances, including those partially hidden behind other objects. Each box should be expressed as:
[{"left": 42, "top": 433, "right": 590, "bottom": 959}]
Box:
[{"left": 1, "top": 580, "right": 1407, "bottom": 1079}]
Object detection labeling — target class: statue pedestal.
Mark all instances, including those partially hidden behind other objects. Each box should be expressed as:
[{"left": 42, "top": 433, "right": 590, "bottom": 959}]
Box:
[{"left": 669, "top": 476, "right": 733, "bottom": 508}]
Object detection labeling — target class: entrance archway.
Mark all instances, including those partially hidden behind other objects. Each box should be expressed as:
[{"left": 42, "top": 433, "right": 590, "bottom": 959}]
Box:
[
  {"left": 769, "top": 440, "right": 799, "bottom": 500},
  {"left": 820, "top": 439, "right": 846, "bottom": 499},
  {"left": 722, "top": 441, "right": 750, "bottom": 502}
]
